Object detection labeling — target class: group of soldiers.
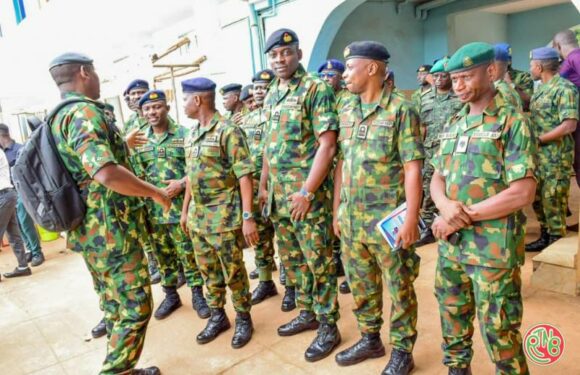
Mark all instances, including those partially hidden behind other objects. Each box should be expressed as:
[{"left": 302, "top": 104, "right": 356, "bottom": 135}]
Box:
[{"left": 43, "top": 25, "right": 579, "bottom": 375}]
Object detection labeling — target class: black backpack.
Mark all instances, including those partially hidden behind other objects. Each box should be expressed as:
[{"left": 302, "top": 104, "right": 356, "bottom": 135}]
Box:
[{"left": 12, "top": 98, "right": 93, "bottom": 232}]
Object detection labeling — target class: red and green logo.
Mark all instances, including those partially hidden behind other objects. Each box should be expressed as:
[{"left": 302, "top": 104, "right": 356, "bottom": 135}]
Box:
[{"left": 523, "top": 323, "right": 564, "bottom": 366}]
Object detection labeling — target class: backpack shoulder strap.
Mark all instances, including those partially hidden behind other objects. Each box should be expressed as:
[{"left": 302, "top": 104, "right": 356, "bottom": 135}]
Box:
[{"left": 46, "top": 98, "right": 94, "bottom": 125}]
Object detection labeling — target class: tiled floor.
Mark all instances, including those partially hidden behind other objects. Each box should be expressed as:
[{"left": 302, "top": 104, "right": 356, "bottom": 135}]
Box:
[{"left": 1, "top": 187, "right": 580, "bottom": 374}]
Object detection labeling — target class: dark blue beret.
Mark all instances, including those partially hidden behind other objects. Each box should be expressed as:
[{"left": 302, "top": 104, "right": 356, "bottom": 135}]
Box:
[
  {"left": 181, "top": 77, "right": 216, "bottom": 93},
  {"left": 530, "top": 47, "right": 559, "bottom": 60},
  {"left": 138, "top": 90, "right": 167, "bottom": 108},
  {"left": 417, "top": 64, "right": 432, "bottom": 73},
  {"left": 49, "top": 52, "right": 93, "bottom": 70},
  {"left": 494, "top": 43, "right": 512, "bottom": 62},
  {"left": 104, "top": 103, "right": 115, "bottom": 111},
  {"left": 220, "top": 83, "right": 242, "bottom": 96},
  {"left": 252, "top": 69, "right": 275, "bottom": 83},
  {"left": 126, "top": 79, "right": 149, "bottom": 94},
  {"left": 386, "top": 70, "right": 395, "bottom": 81},
  {"left": 265, "top": 28, "right": 299, "bottom": 53},
  {"left": 317, "top": 59, "right": 345, "bottom": 73},
  {"left": 344, "top": 41, "right": 390, "bottom": 62},
  {"left": 240, "top": 85, "right": 253, "bottom": 101}
]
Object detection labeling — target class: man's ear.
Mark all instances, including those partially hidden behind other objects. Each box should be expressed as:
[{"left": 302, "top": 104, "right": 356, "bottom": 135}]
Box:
[
  {"left": 297, "top": 48, "right": 303, "bottom": 61},
  {"left": 367, "top": 61, "right": 378, "bottom": 76},
  {"left": 79, "top": 65, "right": 90, "bottom": 79}
]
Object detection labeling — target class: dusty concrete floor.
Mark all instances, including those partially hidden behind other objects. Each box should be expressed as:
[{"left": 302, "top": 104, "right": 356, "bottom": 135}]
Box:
[{"left": 1, "top": 184, "right": 580, "bottom": 375}]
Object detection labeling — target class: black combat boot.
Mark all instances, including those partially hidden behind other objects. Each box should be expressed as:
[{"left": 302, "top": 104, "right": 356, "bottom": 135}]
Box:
[
  {"left": 525, "top": 228, "right": 550, "bottom": 252},
  {"left": 381, "top": 348, "right": 415, "bottom": 375},
  {"left": 132, "top": 366, "right": 161, "bottom": 375},
  {"left": 278, "top": 310, "right": 319, "bottom": 336},
  {"left": 335, "top": 332, "right": 386, "bottom": 366},
  {"left": 91, "top": 317, "right": 107, "bottom": 339},
  {"left": 249, "top": 268, "right": 259, "bottom": 280},
  {"left": 305, "top": 320, "right": 341, "bottom": 362},
  {"left": 448, "top": 366, "right": 472, "bottom": 375},
  {"left": 281, "top": 286, "right": 296, "bottom": 312},
  {"left": 339, "top": 280, "right": 351, "bottom": 294},
  {"left": 231, "top": 312, "right": 253, "bottom": 348},
  {"left": 154, "top": 286, "right": 182, "bottom": 320},
  {"left": 191, "top": 286, "right": 210, "bottom": 319},
  {"left": 196, "top": 308, "right": 231, "bottom": 344},
  {"left": 251, "top": 280, "right": 278, "bottom": 305}
]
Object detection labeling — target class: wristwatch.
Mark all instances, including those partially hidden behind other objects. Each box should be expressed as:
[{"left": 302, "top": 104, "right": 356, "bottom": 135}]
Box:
[
  {"left": 299, "top": 187, "right": 315, "bottom": 202},
  {"left": 242, "top": 211, "right": 253, "bottom": 220}
]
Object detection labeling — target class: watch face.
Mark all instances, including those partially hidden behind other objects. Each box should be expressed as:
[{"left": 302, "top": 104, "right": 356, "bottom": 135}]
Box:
[{"left": 243, "top": 212, "right": 251, "bottom": 220}]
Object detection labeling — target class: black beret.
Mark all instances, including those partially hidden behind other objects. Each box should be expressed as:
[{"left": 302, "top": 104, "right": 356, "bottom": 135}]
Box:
[
  {"left": 343, "top": 41, "right": 390, "bottom": 62},
  {"left": 181, "top": 77, "right": 216, "bottom": 93},
  {"left": 220, "top": 83, "right": 242, "bottom": 96},
  {"left": 125, "top": 79, "right": 150, "bottom": 94},
  {"left": 240, "top": 85, "right": 253, "bottom": 101},
  {"left": 104, "top": 103, "right": 115, "bottom": 111},
  {"left": 252, "top": 69, "right": 275, "bottom": 83},
  {"left": 264, "top": 28, "right": 299, "bottom": 53},
  {"left": 49, "top": 52, "right": 93, "bottom": 70},
  {"left": 417, "top": 64, "right": 433, "bottom": 73}
]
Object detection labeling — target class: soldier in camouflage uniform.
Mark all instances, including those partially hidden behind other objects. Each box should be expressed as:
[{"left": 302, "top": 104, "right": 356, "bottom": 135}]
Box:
[
  {"left": 220, "top": 83, "right": 244, "bottom": 120},
  {"left": 48, "top": 52, "right": 171, "bottom": 375},
  {"left": 333, "top": 42, "right": 424, "bottom": 375},
  {"left": 134, "top": 90, "right": 210, "bottom": 320},
  {"left": 180, "top": 77, "right": 257, "bottom": 349},
  {"left": 411, "top": 64, "right": 433, "bottom": 110},
  {"left": 430, "top": 42, "right": 536, "bottom": 375},
  {"left": 501, "top": 43, "right": 534, "bottom": 110},
  {"left": 259, "top": 29, "right": 341, "bottom": 362},
  {"left": 493, "top": 44, "right": 523, "bottom": 110},
  {"left": 417, "top": 58, "right": 464, "bottom": 247},
  {"left": 525, "top": 47, "right": 579, "bottom": 252},
  {"left": 239, "top": 69, "right": 286, "bottom": 308}
]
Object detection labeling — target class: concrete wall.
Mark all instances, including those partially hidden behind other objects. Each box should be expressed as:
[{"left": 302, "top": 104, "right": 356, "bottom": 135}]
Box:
[
  {"left": 423, "top": 12, "right": 449, "bottom": 65},
  {"left": 508, "top": 3, "right": 580, "bottom": 70},
  {"left": 326, "top": 1, "right": 424, "bottom": 90},
  {"left": 448, "top": 11, "right": 507, "bottom": 52}
]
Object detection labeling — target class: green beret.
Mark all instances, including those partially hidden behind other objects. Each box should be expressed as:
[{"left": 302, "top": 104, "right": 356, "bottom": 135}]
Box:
[
  {"left": 430, "top": 57, "right": 449, "bottom": 74},
  {"left": 446, "top": 42, "right": 494, "bottom": 73}
]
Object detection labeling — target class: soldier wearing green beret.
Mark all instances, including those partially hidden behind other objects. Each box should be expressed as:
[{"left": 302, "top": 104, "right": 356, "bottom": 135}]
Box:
[
  {"left": 525, "top": 47, "right": 579, "bottom": 252},
  {"left": 416, "top": 58, "right": 463, "bottom": 247},
  {"left": 412, "top": 64, "right": 433, "bottom": 110},
  {"left": 430, "top": 42, "right": 535, "bottom": 374}
]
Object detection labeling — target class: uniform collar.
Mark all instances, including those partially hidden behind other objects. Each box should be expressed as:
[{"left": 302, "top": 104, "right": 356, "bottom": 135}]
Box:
[
  {"left": 193, "top": 111, "right": 222, "bottom": 142},
  {"left": 457, "top": 91, "right": 505, "bottom": 118},
  {"left": 145, "top": 116, "right": 178, "bottom": 137},
  {"left": 272, "top": 64, "right": 306, "bottom": 91},
  {"left": 61, "top": 91, "right": 103, "bottom": 108}
]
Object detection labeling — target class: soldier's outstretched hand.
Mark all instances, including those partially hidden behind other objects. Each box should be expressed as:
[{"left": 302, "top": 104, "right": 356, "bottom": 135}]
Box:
[{"left": 125, "top": 129, "right": 147, "bottom": 149}]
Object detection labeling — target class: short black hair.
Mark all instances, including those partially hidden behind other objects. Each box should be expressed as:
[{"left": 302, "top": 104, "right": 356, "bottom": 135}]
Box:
[{"left": 0, "top": 123, "right": 10, "bottom": 136}]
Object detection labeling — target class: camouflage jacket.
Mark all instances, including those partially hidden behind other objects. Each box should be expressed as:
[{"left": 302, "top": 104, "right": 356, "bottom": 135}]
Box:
[
  {"left": 124, "top": 112, "right": 148, "bottom": 136},
  {"left": 263, "top": 64, "right": 338, "bottom": 219},
  {"left": 185, "top": 111, "right": 255, "bottom": 234},
  {"left": 530, "top": 74, "right": 579, "bottom": 178},
  {"left": 337, "top": 86, "right": 425, "bottom": 244},
  {"left": 508, "top": 66, "right": 534, "bottom": 98},
  {"left": 51, "top": 92, "right": 144, "bottom": 253},
  {"left": 419, "top": 88, "right": 464, "bottom": 149},
  {"left": 135, "top": 118, "right": 188, "bottom": 225},
  {"left": 412, "top": 86, "right": 431, "bottom": 111},
  {"left": 495, "top": 79, "right": 523, "bottom": 110},
  {"left": 432, "top": 93, "right": 536, "bottom": 268}
]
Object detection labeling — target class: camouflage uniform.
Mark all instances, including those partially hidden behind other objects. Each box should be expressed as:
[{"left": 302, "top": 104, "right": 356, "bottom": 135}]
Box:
[
  {"left": 240, "top": 107, "right": 275, "bottom": 281},
  {"left": 418, "top": 88, "right": 464, "bottom": 226},
  {"left": 263, "top": 64, "right": 339, "bottom": 323},
  {"left": 508, "top": 66, "right": 534, "bottom": 100},
  {"left": 530, "top": 74, "right": 579, "bottom": 236},
  {"left": 134, "top": 119, "right": 203, "bottom": 288},
  {"left": 52, "top": 93, "right": 152, "bottom": 375},
  {"left": 185, "top": 112, "right": 254, "bottom": 313},
  {"left": 432, "top": 93, "right": 535, "bottom": 372},
  {"left": 336, "top": 85, "right": 424, "bottom": 351},
  {"left": 335, "top": 88, "right": 351, "bottom": 111},
  {"left": 495, "top": 79, "right": 523, "bottom": 110},
  {"left": 411, "top": 86, "right": 430, "bottom": 111}
]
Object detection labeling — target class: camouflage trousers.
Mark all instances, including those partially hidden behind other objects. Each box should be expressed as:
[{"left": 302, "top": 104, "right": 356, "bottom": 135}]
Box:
[
  {"left": 435, "top": 256, "right": 528, "bottom": 373},
  {"left": 532, "top": 174, "right": 570, "bottom": 236},
  {"left": 82, "top": 241, "right": 152, "bottom": 374},
  {"left": 254, "top": 217, "right": 275, "bottom": 282},
  {"left": 421, "top": 148, "right": 437, "bottom": 227},
  {"left": 271, "top": 214, "right": 339, "bottom": 323},
  {"left": 341, "top": 236, "right": 420, "bottom": 352},
  {"left": 150, "top": 222, "right": 203, "bottom": 288},
  {"left": 191, "top": 229, "right": 251, "bottom": 313}
]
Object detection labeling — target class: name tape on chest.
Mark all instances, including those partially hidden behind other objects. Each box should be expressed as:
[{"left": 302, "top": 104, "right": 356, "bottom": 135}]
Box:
[
  {"left": 438, "top": 132, "right": 457, "bottom": 140},
  {"left": 371, "top": 120, "right": 394, "bottom": 127},
  {"left": 471, "top": 131, "right": 501, "bottom": 139}
]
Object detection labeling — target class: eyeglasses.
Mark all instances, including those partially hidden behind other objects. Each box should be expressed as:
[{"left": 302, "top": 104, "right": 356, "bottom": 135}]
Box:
[{"left": 319, "top": 71, "right": 338, "bottom": 78}]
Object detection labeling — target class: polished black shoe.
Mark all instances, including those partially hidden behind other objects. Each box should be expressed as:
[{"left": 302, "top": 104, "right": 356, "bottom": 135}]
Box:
[
  {"left": 278, "top": 310, "right": 319, "bottom": 336},
  {"left": 567, "top": 223, "right": 579, "bottom": 232},
  {"left": 197, "top": 308, "right": 231, "bottom": 344},
  {"left": 132, "top": 366, "right": 161, "bottom": 375},
  {"left": 335, "top": 332, "right": 385, "bottom": 366},
  {"left": 415, "top": 229, "right": 436, "bottom": 247},
  {"left": 305, "top": 322, "right": 341, "bottom": 362},
  {"left": 91, "top": 318, "right": 107, "bottom": 339},
  {"left": 3, "top": 267, "right": 32, "bottom": 278},
  {"left": 154, "top": 287, "right": 182, "bottom": 320},
  {"left": 31, "top": 253, "right": 45, "bottom": 267},
  {"left": 525, "top": 228, "right": 549, "bottom": 252},
  {"left": 231, "top": 312, "right": 253, "bottom": 348},
  {"left": 381, "top": 348, "right": 414, "bottom": 375},
  {"left": 249, "top": 268, "right": 259, "bottom": 280},
  {"left": 339, "top": 280, "right": 351, "bottom": 294},
  {"left": 281, "top": 286, "right": 296, "bottom": 312},
  {"left": 448, "top": 366, "right": 472, "bottom": 375},
  {"left": 176, "top": 270, "right": 186, "bottom": 289},
  {"left": 26, "top": 252, "right": 33, "bottom": 263},
  {"left": 279, "top": 262, "right": 286, "bottom": 285},
  {"left": 191, "top": 286, "right": 210, "bottom": 319},
  {"left": 251, "top": 280, "right": 278, "bottom": 305}
]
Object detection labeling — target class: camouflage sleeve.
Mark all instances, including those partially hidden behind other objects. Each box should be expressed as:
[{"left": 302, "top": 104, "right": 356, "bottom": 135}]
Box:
[
  {"left": 398, "top": 104, "right": 425, "bottom": 163},
  {"left": 223, "top": 125, "right": 256, "bottom": 179},
  {"left": 503, "top": 113, "right": 536, "bottom": 184},
  {"left": 517, "top": 72, "right": 534, "bottom": 97},
  {"left": 67, "top": 104, "right": 118, "bottom": 178},
  {"left": 308, "top": 81, "right": 339, "bottom": 138},
  {"left": 557, "top": 85, "right": 579, "bottom": 122}
]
